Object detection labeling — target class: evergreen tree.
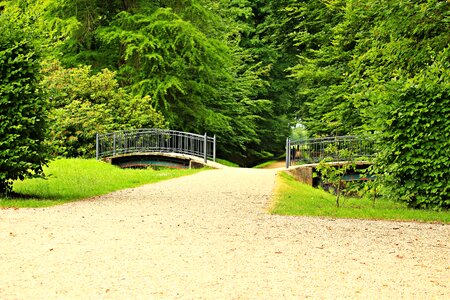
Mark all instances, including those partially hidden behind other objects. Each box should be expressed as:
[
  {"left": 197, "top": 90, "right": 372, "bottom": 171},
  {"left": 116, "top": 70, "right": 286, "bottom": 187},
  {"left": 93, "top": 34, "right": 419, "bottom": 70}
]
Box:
[{"left": 45, "top": 0, "right": 290, "bottom": 165}]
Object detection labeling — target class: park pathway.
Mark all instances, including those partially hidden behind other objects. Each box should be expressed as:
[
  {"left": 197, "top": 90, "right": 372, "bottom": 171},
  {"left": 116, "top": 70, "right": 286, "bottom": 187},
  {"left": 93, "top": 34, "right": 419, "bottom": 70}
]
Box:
[{"left": 0, "top": 168, "right": 449, "bottom": 299}]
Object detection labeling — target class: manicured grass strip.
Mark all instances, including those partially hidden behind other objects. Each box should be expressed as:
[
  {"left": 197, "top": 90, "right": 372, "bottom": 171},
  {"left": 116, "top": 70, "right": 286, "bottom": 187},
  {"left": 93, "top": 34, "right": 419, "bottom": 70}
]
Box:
[
  {"left": 253, "top": 160, "right": 278, "bottom": 169},
  {"left": 270, "top": 172, "right": 449, "bottom": 224},
  {"left": 216, "top": 158, "right": 239, "bottom": 167},
  {"left": 0, "top": 158, "right": 203, "bottom": 208}
]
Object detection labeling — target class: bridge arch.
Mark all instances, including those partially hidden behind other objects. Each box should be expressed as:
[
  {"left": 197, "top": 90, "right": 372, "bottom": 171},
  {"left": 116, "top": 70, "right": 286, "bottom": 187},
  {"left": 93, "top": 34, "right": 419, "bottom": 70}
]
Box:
[{"left": 95, "top": 129, "right": 216, "bottom": 166}]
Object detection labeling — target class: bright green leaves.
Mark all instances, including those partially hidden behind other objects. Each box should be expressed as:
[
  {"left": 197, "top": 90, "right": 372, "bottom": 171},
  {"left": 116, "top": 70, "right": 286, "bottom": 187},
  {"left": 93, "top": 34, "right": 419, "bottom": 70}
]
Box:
[
  {"left": 0, "top": 10, "right": 48, "bottom": 194},
  {"left": 377, "top": 69, "right": 450, "bottom": 210},
  {"left": 42, "top": 62, "right": 166, "bottom": 157},
  {"left": 287, "top": 0, "right": 450, "bottom": 209}
]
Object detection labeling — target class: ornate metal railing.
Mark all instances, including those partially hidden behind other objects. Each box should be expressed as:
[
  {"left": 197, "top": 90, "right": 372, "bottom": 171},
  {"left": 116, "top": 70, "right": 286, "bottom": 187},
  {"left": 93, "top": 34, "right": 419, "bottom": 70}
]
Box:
[
  {"left": 286, "top": 135, "right": 375, "bottom": 168},
  {"left": 96, "top": 129, "right": 216, "bottom": 163}
]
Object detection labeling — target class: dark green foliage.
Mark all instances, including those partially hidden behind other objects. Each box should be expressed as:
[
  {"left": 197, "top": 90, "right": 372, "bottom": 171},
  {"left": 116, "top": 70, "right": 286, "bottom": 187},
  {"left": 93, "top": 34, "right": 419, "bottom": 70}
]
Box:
[
  {"left": 224, "top": 0, "right": 295, "bottom": 159},
  {"left": 44, "top": 0, "right": 140, "bottom": 68},
  {"left": 0, "top": 12, "right": 48, "bottom": 194},
  {"left": 288, "top": 0, "right": 357, "bottom": 136},
  {"left": 98, "top": 7, "right": 230, "bottom": 126}
]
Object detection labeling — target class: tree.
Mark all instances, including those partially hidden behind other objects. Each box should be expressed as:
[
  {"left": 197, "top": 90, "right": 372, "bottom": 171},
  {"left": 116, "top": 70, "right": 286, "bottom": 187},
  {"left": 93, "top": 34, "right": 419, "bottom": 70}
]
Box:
[
  {"left": 288, "top": 0, "right": 357, "bottom": 136},
  {"left": 288, "top": 0, "right": 450, "bottom": 209},
  {"left": 230, "top": 0, "right": 296, "bottom": 160},
  {"left": 375, "top": 64, "right": 450, "bottom": 210},
  {"left": 0, "top": 7, "right": 49, "bottom": 194},
  {"left": 343, "top": 0, "right": 450, "bottom": 209},
  {"left": 42, "top": 62, "right": 167, "bottom": 157},
  {"left": 44, "top": 0, "right": 289, "bottom": 165}
]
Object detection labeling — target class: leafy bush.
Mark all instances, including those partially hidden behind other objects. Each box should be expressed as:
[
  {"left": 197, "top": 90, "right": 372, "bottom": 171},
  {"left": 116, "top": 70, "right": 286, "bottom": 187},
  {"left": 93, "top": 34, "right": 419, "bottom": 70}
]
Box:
[
  {"left": 0, "top": 15, "right": 49, "bottom": 194},
  {"left": 42, "top": 62, "right": 167, "bottom": 157},
  {"left": 377, "top": 66, "right": 450, "bottom": 210}
]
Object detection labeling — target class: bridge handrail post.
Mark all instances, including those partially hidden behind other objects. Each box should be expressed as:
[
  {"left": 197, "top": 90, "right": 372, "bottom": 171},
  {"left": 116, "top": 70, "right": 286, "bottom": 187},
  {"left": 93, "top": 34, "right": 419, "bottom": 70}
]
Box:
[
  {"left": 204, "top": 133, "right": 207, "bottom": 163},
  {"left": 113, "top": 132, "right": 116, "bottom": 156},
  {"left": 286, "top": 137, "right": 291, "bottom": 169},
  {"left": 95, "top": 132, "right": 99, "bottom": 160},
  {"left": 213, "top": 134, "right": 216, "bottom": 162}
]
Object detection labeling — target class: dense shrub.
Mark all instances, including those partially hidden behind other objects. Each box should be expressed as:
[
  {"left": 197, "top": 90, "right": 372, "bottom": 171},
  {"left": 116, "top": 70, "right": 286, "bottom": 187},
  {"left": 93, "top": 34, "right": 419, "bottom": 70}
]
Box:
[
  {"left": 378, "top": 67, "right": 450, "bottom": 210},
  {"left": 42, "top": 62, "right": 167, "bottom": 157},
  {"left": 0, "top": 16, "right": 49, "bottom": 194}
]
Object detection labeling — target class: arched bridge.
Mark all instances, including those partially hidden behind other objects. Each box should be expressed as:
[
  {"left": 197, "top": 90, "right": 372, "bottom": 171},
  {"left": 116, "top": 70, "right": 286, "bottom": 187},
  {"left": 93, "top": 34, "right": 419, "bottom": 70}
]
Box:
[
  {"left": 285, "top": 135, "right": 376, "bottom": 186},
  {"left": 96, "top": 129, "right": 216, "bottom": 169},
  {"left": 285, "top": 135, "right": 375, "bottom": 167}
]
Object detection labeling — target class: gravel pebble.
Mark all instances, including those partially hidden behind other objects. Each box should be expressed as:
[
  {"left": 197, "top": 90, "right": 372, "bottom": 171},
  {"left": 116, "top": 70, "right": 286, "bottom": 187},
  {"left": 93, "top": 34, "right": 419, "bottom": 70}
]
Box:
[{"left": 0, "top": 168, "right": 449, "bottom": 299}]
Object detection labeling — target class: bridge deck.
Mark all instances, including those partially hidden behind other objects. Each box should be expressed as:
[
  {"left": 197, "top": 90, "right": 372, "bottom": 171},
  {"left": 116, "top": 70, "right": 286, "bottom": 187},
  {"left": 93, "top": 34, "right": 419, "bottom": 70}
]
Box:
[
  {"left": 96, "top": 129, "right": 216, "bottom": 164},
  {"left": 104, "top": 152, "right": 225, "bottom": 169}
]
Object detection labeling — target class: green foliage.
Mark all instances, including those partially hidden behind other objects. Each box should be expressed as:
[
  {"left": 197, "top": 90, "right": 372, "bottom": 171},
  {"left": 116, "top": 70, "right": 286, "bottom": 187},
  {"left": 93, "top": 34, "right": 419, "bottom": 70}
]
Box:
[
  {"left": 98, "top": 5, "right": 256, "bottom": 162},
  {"left": 44, "top": 0, "right": 289, "bottom": 166},
  {"left": 315, "top": 146, "right": 356, "bottom": 207},
  {"left": 376, "top": 67, "right": 450, "bottom": 210},
  {"left": 0, "top": 9, "right": 49, "bottom": 194},
  {"left": 290, "top": 125, "right": 308, "bottom": 140},
  {"left": 1, "top": 158, "right": 201, "bottom": 207},
  {"left": 222, "top": 0, "right": 295, "bottom": 159},
  {"left": 288, "top": 0, "right": 352, "bottom": 136},
  {"left": 351, "top": 0, "right": 450, "bottom": 210},
  {"left": 289, "top": 0, "right": 450, "bottom": 209},
  {"left": 42, "top": 62, "right": 166, "bottom": 157}
]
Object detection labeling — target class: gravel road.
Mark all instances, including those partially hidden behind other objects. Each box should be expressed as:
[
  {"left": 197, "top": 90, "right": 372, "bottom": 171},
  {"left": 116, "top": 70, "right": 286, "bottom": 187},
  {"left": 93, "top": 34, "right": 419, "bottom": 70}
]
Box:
[{"left": 1, "top": 168, "right": 449, "bottom": 299}]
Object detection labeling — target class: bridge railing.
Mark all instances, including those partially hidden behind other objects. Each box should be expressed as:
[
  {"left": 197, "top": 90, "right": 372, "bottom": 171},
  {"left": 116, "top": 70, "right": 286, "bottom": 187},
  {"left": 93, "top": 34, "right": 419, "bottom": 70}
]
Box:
[
  {"left": 96, "top": 129, "right": 216, "bottom": 163},
  {"left": 286, "top": 135, "right": 375, "bottom": 168}
]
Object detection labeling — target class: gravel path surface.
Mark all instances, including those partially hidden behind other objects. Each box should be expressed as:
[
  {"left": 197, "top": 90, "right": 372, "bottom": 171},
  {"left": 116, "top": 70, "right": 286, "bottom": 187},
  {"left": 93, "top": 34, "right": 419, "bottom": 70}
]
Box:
[{"left": 1, "top": 168, "right": 449, "bottom": 299}]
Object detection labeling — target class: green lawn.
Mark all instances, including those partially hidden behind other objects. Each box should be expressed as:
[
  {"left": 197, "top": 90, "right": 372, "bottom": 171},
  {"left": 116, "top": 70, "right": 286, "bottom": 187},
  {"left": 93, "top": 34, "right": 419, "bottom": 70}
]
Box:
[
  {"left": 271, "top": 171, "right": 449, "bottom": 224},
  {"left": 216, "top": 158, "right": 239, "bottom": 167},
  {"left": 0, "top": 158, "right": 202, "bottom": 208},
  {"left": 253, "top": 160, "right": 278, "bottom": 169}
]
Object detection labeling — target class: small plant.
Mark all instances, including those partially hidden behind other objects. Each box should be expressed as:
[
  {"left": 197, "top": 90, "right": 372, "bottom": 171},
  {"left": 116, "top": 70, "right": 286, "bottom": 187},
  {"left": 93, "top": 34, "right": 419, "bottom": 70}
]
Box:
[
  {"left": 314, "top": 146, "right": 356, "bottom": 208},
  {"left": 356, "top": 165, "right": 383, "bottom": 208}
]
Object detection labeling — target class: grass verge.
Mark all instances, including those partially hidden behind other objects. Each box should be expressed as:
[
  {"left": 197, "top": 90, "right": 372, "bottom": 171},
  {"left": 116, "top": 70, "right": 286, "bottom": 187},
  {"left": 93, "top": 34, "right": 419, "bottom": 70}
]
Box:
[
  {"left": 270, "top": 172, "right": 449, "bottom": 224},
  {"left": 253, "top": 160, "right": 278, "bottom": 169},
  {"left": 216, "top": 158, "right": 239, "bottom": 167},
  {"left": 0, "top": 158, "right": 203, "bottom": 208}
]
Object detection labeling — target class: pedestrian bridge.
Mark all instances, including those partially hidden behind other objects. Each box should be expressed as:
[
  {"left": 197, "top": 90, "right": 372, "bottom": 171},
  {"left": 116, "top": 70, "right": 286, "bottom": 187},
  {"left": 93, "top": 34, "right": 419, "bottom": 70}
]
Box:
[
  {"left": 285, "top": 135, "right": 375, "bottom": 168},
  {"left": 285, "top": 135, "right": 376, "bottom": 186},
  {"left": 96, "top": 129, "right": 217, "bottom": 169}
]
